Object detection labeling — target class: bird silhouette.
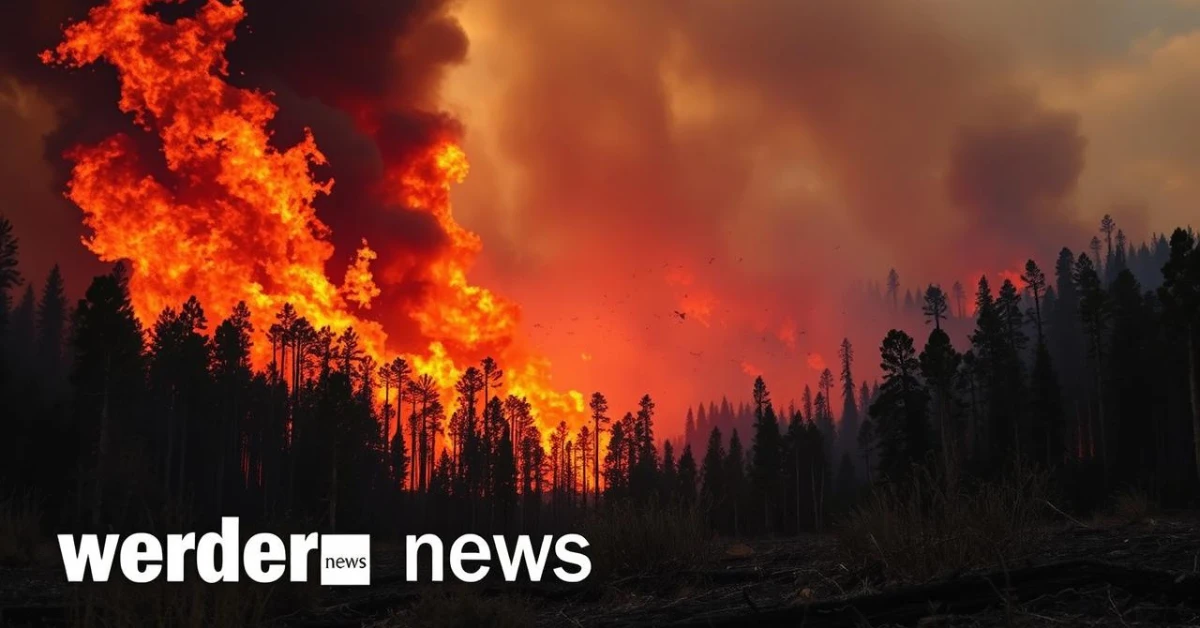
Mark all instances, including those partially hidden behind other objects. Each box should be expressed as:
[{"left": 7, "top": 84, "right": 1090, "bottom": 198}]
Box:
[{"left": 674, "top": 311, "right": 687, "bottom": 320}]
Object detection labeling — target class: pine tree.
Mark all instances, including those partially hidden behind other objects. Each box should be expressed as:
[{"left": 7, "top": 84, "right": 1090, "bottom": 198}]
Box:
[
  {"left": 700, "top": 427, "right": 725, "bottom": 502},
  {"left": 631, "top": 395, "right": 658, "bottom": 500},
  {"left": 589, "top": 391, "right": 610, "bottom": 503},
  {"left": 922, "top": 284, "right": 949, "bottom": 330},
  {"left": 0, "top": 216, "right": 20, "bottom": 339},
  {"left": 1023, "top": 259, "right": 1064, "bottom": 467},
  {"left": 886, "top": 268, "right": 900, "bottom": 311},
  {"left": 970, "top": 276, "right": 1014, "bottom": 465},
  {"left": 492, "top": 422, "right": 517, "bottom": 526},
  {"left": 951, "top": 280, "right": 966, "bottom": 318},
  {"left": 1159, "top": 228, "right": 1200, "bottom": 483},
  {"left": 684, "top": 407, "right": 696, "bottom": 454},
  {"left": 1074, "top": 252, "right": 1110, "bottom": 467},
  {"left": 724, "top": 429, "right": 746, "bottom": 536},
  {"left": 838, "top": 338, "right": 859, "bottom": 467},
  {"left": 677, "top": 444, "right": 698, "bottom": 505},
  {"left": 1021, "top": 260, "right": 1048, "bottom": 344},
  {"left": 920, "top": 327, "right": 960, "bottom": 471},
  {"left": 816, "top": 368, "right": 836, "bottom": 443},
  {"left": 211, "top": 301, "right": 254, "bottom": 510},
  {"left": 749, "top": 376, "right": 780, "bottom": 533},
  {"left": 35, "top": 265, "right": 68, "bottom": 392},
  {"left": 660, "top": 440, "right": 677, "bottom": 502},
  {"left": 604, "top": 414, "right": 628, "bottom": 499},
  {"left": 1029, "top": 341, "right": 1065, "bottom": 468},
  {"left": 869, "top": 330, "right": 930, "bottom": 480},
  {"left": 71, "top": 264, "right": 146, "bottom": 525}
]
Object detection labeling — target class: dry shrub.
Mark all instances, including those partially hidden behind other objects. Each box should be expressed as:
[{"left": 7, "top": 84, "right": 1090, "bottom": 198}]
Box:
[
  {"left": 1111, "top": 486, "right": 1155, "bottom": 524},
  {"left": 838, "top": 464, "right": 1049, "bottom": 582},
  {"left": 380, "top": 588, "right": 533, "bottom": 628},
  {"left": 0, "top": 493, "right": 43, "bottom": 567},
  {"left": 582, "top": 500, "right": 712, "bottom": 578}
]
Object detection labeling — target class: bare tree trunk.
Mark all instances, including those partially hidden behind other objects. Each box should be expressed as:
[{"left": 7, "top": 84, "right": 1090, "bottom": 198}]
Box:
[
  {"left": 593, "top": 419, "right": 601, "bottom": 507},
  {"left": 177, "top": 407, "right": 188, "bottom": 499},
  {"left": 810, "top": 462, "right": 820, "bottom": 534},
  {"left": 330, "top": 444, "right": 338, "bottom": 533},
  {"left": 91, "top": 357, "right": 112, "bottom": 527},
  {"left": 163, "top": 392, "right": 174, "bottom": 498},
  {"left": 1190, "top": 326, "right": 1200, "bottom": 485},
  {"left": 1093, "top": 335, "right": 1108, "bottom": 469},
  {"left": 418, "top": 398, "right": 427, "bottom": 492},
  {"left": 794, "top": 453, "right": 800, "bottom": 533},
  {"left": 382, "top": 379, "right": 390, "bottom": 474}
]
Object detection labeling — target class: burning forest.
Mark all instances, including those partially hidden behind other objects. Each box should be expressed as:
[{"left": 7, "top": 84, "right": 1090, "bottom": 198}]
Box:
[
  {"left": 38, "top": 0, "right": 586, "bottom": 450},
  {"left": 3, "top": 0, "right": 1200, "bottom": 626}
]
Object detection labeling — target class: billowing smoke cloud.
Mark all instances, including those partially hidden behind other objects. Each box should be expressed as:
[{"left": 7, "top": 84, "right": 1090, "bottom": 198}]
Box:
[
  {"left": 440, "top": 0, "right": 1132, "bottom": 426},
  {"left": 947, "top": 100, "right": 1088, "bottom": 269}
]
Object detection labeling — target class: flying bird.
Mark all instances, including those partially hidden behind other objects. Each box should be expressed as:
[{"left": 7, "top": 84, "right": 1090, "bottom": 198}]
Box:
[{"left": 674, "top": 311, "right": 687, "bottom": 321}]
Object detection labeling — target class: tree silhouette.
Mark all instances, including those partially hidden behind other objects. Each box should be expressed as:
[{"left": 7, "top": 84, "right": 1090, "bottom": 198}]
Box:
[
  {"left": 1090, "top": 236, "right": 1104, "bottom": 275},
  {"left": 920, "top": 327, "right": 960, "bottom": 471},
  {"left": 700, "top": 427, "right": 725, "bottom": 530},
  {"left": 886, "top": 268, "right": 900, "bottom": 311},
  {"left": 838, "top": 338, "right": 859, "bottom": 469},
  {"left": 1021, "top": 260, "right": 1048, "bottom": 344},
  {"left": 922, "top": 284, "right": 949, "bottom": 330},
  {"left": 71, "top": 264, "right": 145, "bottom": 525},
  {"left": 1100, "top": 214, "right": 1116, "bottom": 260},
  {"left": 35, "top": 265, "right": 68, "bottom": 392},
  {"left": 0, "top": 216, "right": 20, "bottom": 338},
  {"left": 589, "top": 391, "right": 609, "bottom": 504},
  {"left": 206, "top": 301, "right": 249, "bottom": 501},
  {"left": 815, "top": 368, "right": 836, "bottom": 444},
  {"left": 724, "top": 428, "right": 746, "bottom": 536},
  {"left": 1159, "top": 228, "right": 1200, "bottom": 482},
  {"left": 1074, "top": 252, "right": 1110, "bottom": 467},
  {"left": 869, "top": 330, "right": 929, "bottom": 480},
  {"left": 677, "top": 443, "right": 698, "bottom": 505},
  {"left": 749, "top": 376, "right": 780, "bottom": 533}
]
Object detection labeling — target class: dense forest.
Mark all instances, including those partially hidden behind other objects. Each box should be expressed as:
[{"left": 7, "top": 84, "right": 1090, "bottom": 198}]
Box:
[{"left": 1, "top": 213, "right": 1199, "bottom": 543}]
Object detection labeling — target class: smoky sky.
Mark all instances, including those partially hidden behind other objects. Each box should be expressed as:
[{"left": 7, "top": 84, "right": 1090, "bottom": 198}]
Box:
[{"left": 439, "top": 0, "right": 1197, "bottom": 423}]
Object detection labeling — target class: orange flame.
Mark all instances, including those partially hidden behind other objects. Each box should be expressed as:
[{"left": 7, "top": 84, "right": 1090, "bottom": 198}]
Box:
[{"left": 42, "top": 0, "right": 585, "bottom": 442}]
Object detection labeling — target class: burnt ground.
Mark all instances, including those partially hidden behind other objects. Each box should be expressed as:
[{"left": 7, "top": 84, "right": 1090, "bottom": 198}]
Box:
[{"left": 3, "top": 517, "right": 1200, "bottom": 627}]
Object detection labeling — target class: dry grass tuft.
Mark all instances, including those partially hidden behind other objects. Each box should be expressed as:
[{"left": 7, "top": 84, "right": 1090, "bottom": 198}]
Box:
[
  {"left": 838, "top": 465, "right": 1050, "bottom": 582},
  {"left": 1111, "top": 486, "right": 1155, "bottom": 524},
  {"left": 582, "top": 500, "right": 712, "bottom": 578},
  {"left": 0, "top": 493, "right": 42, "bottom": 567}
]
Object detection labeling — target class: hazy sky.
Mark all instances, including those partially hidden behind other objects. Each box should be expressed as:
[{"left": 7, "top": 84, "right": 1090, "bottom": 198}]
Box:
[{"left": 3, "top": 0, "right": 1200, "bottom": 434}]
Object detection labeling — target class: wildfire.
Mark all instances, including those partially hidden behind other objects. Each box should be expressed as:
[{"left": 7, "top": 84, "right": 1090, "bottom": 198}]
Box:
[{"left": 42, "top": 0, "right": 585, "bottom": 440}]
